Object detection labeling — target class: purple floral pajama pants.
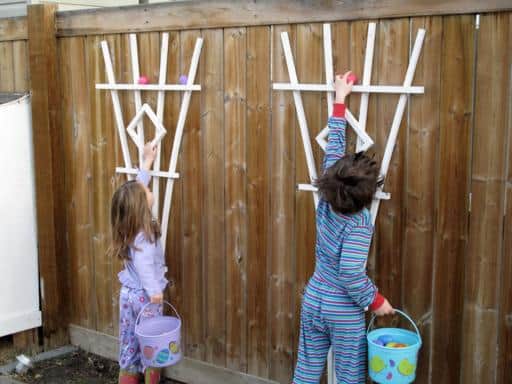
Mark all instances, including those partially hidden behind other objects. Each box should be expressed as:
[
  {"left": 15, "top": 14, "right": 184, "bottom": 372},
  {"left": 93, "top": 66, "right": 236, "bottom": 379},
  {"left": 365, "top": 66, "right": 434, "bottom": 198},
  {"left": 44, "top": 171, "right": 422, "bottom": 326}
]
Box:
[{"left": 119, "top": 286, "right": 162, "bottom": 373}]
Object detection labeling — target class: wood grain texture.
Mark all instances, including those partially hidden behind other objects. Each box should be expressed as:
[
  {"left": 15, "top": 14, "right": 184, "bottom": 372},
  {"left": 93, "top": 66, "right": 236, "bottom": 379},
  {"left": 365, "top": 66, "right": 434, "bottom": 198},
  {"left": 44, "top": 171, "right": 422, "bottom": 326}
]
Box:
[
  {"left": 462, "top": 13, "right": 511, "bottom": 384},
  {"left": 28, "top": 3, "right": 69, "bottom": 348},
  {"left": 224, "top": 26, "right": 248, "bottom": 373},
  {"left": 294, "top": 22, "right": 322, "bottom": 368},
  {"left": 55, "top": 0, "right": 512, "bottom": 37},
  {"left": 0, "top": 17, "right": 27, "bottom": 42},
  {"left": 0, "top": 42, "right": 15, "bottom": 92},
  {"left": 180, "top": 29, "right": 205, "bottom": 361},
  {"left": 201, "top": 28, "right": 226, "bottom": 367},
  {"left": 431, "top": 15, "right": 474, "bottom": 384},
  {"left": 67, "top": 36, "right": 96, "bottom": 330},
  {"left": 373, "top": 18, "right": 409, "bottom": 308},
  {"left": 87, "top": 34, "right": 114, "bottom": 334},
  {"left": 246, "top": 25, "right": 271, "bottom": 378},
  {"left": 269, "top": 24, "right": 296, "bottom": 383},
  {"left": 403, "top": 16, "right": 442, "bottom": 384},
  {"left": 12, "top": 40, "right": 29, "bottom": 91}
]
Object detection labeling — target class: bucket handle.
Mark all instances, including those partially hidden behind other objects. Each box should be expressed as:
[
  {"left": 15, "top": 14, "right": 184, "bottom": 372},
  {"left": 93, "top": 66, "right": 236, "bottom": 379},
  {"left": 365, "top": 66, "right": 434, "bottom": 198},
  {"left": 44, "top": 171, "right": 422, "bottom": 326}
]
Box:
[
  {"left": 367, "top": 309, "right": 422, "bottom": 343},
  {"left": 135, "top": 300, "right": 181, "bottom": 327}
]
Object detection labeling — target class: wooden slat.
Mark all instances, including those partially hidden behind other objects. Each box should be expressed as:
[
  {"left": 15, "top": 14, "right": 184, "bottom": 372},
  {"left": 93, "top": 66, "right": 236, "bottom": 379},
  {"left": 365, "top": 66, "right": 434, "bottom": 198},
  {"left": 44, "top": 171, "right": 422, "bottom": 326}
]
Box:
[
  {"left": 373, "top": 18, "right": 409, "bottom": 309},
  {"left": 105, "top": 33, "right": 125, "bottom": 338},
  {"left": 462, "top": 13, "right": 511, "bottom": 383},
  {"left": 497, "top": 15, "right": 512, "bottom": 382},
  {"left": 246, "top": 25, "right": 271, "bottom": 378},
  {"left": 180, "top": 29, "right": 205, "bottom": 361},
  {"left": 349, "top": 20, "right": 378, "bottom": 274},
  {"left": 431, "top": 15, "right": 474, "bottom": 384},
  {"left": 162, "top": 31, "right": 184, "bottom": 335},
  {"left": 294, "top": 22, "right": 322, "bottom": 367},
  {"left": 55, "top": 0, "right": 512, "bottom": 37},
  {"left": 87, "top": 34, "right": 113, "bottom": 334},
  {"left": 402, "top": 16, "right": 442, "bottom": 384},
  {"left": 224, "top": 26, "right": 248, "bottom": 373},
  {"left": 27, "top": 3, "right": 69, "bottom": 347},
  {"left": 66, "top": 36, "right": 96, "bottom": 329},
  {"left": 0, "top": 42, "right": 15, "bottom": 92},
  {"left": 202, "top": 28, "right": 226, "bottom": 367},
  {"left": 12, "top": 40, "right": 29, "bottom": 91},
  {"left": 0, "top": 17, "right": 27, "bottom": 42},
  {"left": 269, "top": 24, "right": 296, "bottom": 383}
]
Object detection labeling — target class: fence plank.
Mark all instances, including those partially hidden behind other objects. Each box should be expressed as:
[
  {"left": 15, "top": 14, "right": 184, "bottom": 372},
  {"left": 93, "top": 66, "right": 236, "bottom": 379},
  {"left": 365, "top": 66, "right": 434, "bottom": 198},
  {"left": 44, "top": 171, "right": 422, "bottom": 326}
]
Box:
[
  {"left": 246, "top": 25, "right": 271, "bottom": 378},
  {"left": 431, "top": 15, "right": 474, "bottom": 384},
  {"left": 12, "top": 40, "right": 29, "bottom": 91},
  {"left": 55, "top": 0, "right": 512, "bottom": 37},
  {"left": 0, "top": 42, "right": 14, "bottom": 92},
  {"left": 224, "top": 26, "right": 248, "bottom": 373},
  {"left": 269, "top": 24, "right": 296, "bottom": 383},
  {"left": 202, "top": 28, "right": 226, "bottom": 367},
  {"left": 497, "top": 15, "right": 512, "bottom": 382},
  {"left": 403, "top": 16, "right": 442, "bottom": 384},
  {"left": 294, "top": 22, "right": 322, "bottom": 368},
  {"left": 462, "top": 13, "right": 511, "bottom": 384},
  {"left": 28, "top": 4, "right": 69, "bottom": 347},
  {"left": 180, "top": 29, "right": 205, "bottom": 361},
  {"left": 373, "top": 18, "right": 409, "bottom": 309},
  {"left": 104, "top": 34, "right": 125, "bottom": 338},
  {"left": 86, "top": 34, "right": 114, "bottom": 334},
  {"left": 0, "top": 17, "right": 27, "bottom": 42},
  {"left": 162, "top": 30, "right": 184, "bottom": 338},
  {"left": 67, "top": 36, "right": 96, "bottom": 330}
]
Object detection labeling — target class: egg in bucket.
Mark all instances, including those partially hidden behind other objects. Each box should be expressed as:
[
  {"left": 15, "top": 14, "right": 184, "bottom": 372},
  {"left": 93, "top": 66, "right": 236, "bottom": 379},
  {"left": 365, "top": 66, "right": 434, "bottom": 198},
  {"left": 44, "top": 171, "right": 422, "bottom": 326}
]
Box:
[
  {"left": 135, "top": 301, "right": 182, "bottom": 368},
  {"left": 367, "top": 310, "right": 421, "bottom": 384}
]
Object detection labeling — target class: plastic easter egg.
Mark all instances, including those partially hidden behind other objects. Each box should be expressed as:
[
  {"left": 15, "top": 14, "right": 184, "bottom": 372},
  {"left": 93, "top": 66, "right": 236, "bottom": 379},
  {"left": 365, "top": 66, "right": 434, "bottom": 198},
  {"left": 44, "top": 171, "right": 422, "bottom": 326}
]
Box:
[
  {"left": 347, "top": 72, "right": 358, "bottom": 84},
  {"left": 373, "top": 339, "right": 385, "bottom": 346},
  {"left": 138, "top": 76, "right": 149, "bottom": 84},
  {"left": 386, "top": 342, "right": 399, "bottom": 348},
  {"left": 378, "top": 335, "right": 394, "bottom": 345},
  {"left": 179, "top": 75, "right": 188, "bottom": 85}
]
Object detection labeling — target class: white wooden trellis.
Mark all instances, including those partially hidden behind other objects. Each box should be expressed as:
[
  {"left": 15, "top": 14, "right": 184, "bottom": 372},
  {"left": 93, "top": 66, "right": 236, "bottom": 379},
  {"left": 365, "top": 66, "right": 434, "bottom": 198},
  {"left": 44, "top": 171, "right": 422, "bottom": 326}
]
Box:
[
  {"left": 97, "top": 33, "right": 203, "bottom": 251},
  {"left": 272, "top": 23, "right": 425, "bottom": 383}
]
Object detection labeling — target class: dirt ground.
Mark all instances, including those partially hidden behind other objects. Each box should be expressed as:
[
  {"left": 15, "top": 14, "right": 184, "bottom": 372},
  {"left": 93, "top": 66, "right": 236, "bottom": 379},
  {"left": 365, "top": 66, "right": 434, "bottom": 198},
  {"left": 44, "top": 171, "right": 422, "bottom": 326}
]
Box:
[{"left": 5, "top": 349, "right": 183, "bottom": 384}]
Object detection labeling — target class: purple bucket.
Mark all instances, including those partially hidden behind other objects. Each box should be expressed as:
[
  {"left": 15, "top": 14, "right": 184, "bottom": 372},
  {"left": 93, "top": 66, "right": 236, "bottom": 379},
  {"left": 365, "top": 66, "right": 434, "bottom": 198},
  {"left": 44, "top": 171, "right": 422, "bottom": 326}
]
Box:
[{"left": 135, "top": 301, "right": 182, "bottom": 368}]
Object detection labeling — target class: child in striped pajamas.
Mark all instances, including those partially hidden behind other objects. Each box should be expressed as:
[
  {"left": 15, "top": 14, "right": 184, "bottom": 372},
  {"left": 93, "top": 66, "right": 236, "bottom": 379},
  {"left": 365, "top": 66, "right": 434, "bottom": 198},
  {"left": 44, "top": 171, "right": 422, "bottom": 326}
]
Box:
[{"left": 293, "top": 72, "right": 394, "bottom": 384}]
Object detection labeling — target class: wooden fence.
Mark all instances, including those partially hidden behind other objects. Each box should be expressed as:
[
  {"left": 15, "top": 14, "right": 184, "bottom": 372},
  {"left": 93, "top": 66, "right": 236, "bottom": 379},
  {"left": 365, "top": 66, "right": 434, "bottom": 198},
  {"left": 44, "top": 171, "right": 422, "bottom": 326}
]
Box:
[{"left": 0, "top": 2, "right": 511, "bottom": 383}]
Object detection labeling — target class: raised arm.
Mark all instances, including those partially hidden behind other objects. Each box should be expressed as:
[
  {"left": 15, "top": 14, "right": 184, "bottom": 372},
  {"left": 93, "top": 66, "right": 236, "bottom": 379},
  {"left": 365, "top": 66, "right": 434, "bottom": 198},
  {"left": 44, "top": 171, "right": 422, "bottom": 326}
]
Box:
[
  {"left": 136, "top": 142, "right": 157, "bottom": 187},
  {"left": 322, "top": 72, "right": 354, "bottom": 171}
]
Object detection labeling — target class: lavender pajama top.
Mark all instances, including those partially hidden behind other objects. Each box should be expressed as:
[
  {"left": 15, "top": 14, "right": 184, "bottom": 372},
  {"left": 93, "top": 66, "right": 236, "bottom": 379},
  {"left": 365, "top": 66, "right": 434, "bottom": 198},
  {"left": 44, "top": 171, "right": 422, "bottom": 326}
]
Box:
[{"left": 117, "top": 169, "right": 168, "bottom": 373}]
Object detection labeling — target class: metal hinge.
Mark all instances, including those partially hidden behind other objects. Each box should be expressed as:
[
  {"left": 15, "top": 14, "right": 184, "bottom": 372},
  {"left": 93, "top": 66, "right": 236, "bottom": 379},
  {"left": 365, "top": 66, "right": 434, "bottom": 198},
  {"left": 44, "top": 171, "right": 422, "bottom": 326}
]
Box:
[
  {"left": 475, "top": 14, "right": 480, "bottom": 30},
  {"left": 468, "top": 192, "right": 472, "bottom": 213}
]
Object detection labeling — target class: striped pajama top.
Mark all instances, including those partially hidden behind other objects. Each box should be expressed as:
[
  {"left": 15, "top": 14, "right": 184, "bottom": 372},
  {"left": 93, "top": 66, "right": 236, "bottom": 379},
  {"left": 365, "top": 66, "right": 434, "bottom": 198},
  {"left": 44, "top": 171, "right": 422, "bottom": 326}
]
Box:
[{"left": 314, "top": 115, "right": 377, "bottom": 309}]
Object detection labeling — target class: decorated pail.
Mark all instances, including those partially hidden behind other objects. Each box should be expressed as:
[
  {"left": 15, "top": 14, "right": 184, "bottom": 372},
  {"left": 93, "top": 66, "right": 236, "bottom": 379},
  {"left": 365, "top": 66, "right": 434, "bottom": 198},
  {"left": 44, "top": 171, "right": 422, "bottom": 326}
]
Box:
[
  {"left": 135, "top": 301, "right": 182, "bottom": 368},
  {"left": 367, "top": 310, "right": 421, "bottom": 383}
]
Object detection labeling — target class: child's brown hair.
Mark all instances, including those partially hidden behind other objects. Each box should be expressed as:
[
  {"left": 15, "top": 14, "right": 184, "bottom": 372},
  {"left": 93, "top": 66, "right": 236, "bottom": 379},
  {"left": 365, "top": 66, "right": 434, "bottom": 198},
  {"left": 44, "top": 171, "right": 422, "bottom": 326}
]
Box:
[
  {"left": 109, "top": 180, "right": 161, "bottom": 260},
  {"left": 315, "top": 152, "right": 382, "bottom": 214}
]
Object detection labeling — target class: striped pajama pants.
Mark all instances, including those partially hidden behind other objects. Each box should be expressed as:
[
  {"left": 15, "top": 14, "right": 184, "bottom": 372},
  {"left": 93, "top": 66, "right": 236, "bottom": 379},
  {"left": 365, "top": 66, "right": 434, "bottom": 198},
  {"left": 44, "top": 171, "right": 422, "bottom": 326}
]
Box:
[{"left": 293, "top": 273, "right": 367, "bottom": 384}]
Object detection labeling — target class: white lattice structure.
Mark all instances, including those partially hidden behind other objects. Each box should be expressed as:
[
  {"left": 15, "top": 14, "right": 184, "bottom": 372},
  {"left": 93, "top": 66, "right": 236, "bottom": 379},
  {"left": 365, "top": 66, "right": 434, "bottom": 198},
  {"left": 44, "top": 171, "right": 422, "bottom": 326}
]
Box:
[
  {"left": 272, "top": 23, "right": 425, "bottom": 383},
  {"left": 97, "top": 33, "right": 203, "bottom": 251}
]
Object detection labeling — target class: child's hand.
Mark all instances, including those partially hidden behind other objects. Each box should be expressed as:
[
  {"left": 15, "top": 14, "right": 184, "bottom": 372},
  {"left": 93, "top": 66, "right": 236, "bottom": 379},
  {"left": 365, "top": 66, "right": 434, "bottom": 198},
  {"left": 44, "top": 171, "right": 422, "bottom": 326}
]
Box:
[
  {"left": 150, "top": 293, "right": 163, "bottom": 304},
  {"left": 334, "top": 71, "right": 355, "bottom": 104},
  {"left": 143, "top": 142, "right": 157, "bottom": 171},
  {"left": 373, "top": 298, "right": 395, "bottom": 316}
]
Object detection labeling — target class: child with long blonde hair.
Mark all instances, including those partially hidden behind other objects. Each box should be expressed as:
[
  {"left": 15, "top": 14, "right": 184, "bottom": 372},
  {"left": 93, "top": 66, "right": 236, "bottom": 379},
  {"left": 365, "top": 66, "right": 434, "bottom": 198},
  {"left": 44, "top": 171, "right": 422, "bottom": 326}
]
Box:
[{"left": 110, "top": 143, "right": 167, "bottom": 384}]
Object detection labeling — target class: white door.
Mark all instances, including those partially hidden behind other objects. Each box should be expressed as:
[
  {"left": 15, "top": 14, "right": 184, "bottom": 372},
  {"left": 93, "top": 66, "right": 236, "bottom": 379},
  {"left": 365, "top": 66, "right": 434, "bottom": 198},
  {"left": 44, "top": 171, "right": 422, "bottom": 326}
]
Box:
[{"left": 0, "top": 94, "right": 41, "bottom": 337}]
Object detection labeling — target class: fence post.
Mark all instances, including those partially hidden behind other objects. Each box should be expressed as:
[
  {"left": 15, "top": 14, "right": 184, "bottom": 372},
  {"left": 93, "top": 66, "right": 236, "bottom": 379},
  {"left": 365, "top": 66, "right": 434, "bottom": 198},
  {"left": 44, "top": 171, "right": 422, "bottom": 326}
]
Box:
[{"left": 27, "top": 3, "right": 68, "bottom": 348}]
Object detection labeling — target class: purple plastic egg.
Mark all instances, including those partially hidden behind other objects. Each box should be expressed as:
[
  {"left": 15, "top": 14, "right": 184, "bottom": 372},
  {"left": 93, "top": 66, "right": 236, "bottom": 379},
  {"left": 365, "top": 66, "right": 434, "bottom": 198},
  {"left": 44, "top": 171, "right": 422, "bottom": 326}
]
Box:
[
  {"left": 373, "top": 339, "right": 385, "bottom": 346},
  {"left": 179, "top": 75, "right": 188, "bottom": 85}
]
